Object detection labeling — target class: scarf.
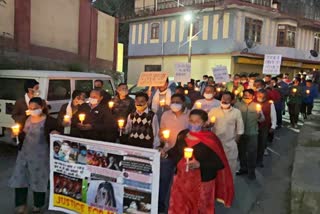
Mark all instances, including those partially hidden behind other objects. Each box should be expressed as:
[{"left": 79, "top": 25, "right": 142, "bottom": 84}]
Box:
[
  {"left": 24, "top": 93, "right": 30, "bottom": 107},
  {"left": 151, "top": 89, "right": 171, "bottom": 112},
  {"left": 66, "top": 101, "right": 73, "bottom": 118},
  {"left": 187, "top": 130, "right": 235, "bottom": 207}
]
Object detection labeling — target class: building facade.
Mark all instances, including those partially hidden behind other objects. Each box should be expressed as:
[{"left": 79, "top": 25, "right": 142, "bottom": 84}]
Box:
[
  {"left": 0, "top": 0, "right": 119, "bottom": 71},
  {"left": 126, "top": 0, "right": 320, "bottom": 84}
]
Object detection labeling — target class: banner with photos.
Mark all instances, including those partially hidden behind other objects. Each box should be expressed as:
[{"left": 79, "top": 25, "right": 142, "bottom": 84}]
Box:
[{"left": 49, "top": 134, "right": 160, "bottom": 214}]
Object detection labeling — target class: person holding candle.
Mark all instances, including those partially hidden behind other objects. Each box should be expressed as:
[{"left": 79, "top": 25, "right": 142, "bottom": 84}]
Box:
[
  {"left": 192, "top": 85, "right": 220, "bottom": 113},
  {"left": 158, "top": 93, "right": 190, "bottom": 213},
  {"left": 240, "top": 73, "right": 249, "bottom": 89},
  {"left": 9, "top": 97, "right": 60, "bottom": 214},
  {"left": 94, "top": 79, "right": 112, "bottom": 104},
  {"left": 208, "top": 92, "right": 244, "bottom": 175},
  {"left": 235, "top": 89, "right": 265, "bottom": 180},
  {"left": 200, "top": 75, "right": 209, "bottom": 95},
  {"left": 186, "top": 81, "right": 203, "bottom": 107},
  {"left": 175, "top": 86, "right": 192, "bottom": 109},
  {"left": 72, "top": 89, "right": 117, "bottom": 142},
  {"left": 151, "top": 79, "right": 172, "bottom": 122},
  {"left": 124, "top": 92, "right": 160, "bottom": 148},
  {"left": 287, "top": 77, "right": 303, "bottom": 128},
  {"left": 167, "top": 109, "right": 234, "bottom": 213},
  {"left": 226, "top": 74, "right": 244, "bottom": 99},
  {"left": 301, "top": 80, "right": 318, "bottom": 119},
  {"left": 12, "top": 79, "right": 40, "bottom": 129},
  {"left": 110, "top": 83, "right": 135, "bottom": 120},
  {"left": 256, "top": 90, "right": 277, "bottom": 167}
]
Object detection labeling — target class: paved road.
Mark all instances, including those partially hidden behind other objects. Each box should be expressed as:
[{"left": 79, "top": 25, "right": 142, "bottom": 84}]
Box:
[{"left": 0, "top": 111, "right": 313, "bottom": 213}]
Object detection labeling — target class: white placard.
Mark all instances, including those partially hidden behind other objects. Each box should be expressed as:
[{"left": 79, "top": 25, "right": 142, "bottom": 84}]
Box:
[
  {"left": 262, "top": 54, "right": 282, "bottom": 75},
  {"left": 174, "top": 62, "right": 191, "bottom": 84},
  {"left": 212, "top": 66, "right": 230, "bottom": 83},
  {"left": 49, "top": 134, "right": 160, "bottom": 214}
]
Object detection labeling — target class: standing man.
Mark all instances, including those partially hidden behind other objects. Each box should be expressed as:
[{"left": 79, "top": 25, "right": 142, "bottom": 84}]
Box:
[
  {"left": 125, "top": 92, "right": 160, "bottom": 149},
  {"left": 186, "top": 81, "right": 202, "bottom": 106},
  {"left": 256, "top": 90, "right": 277, "bottom": 167},
  {"left": 235, "top": 89, "right": 264, "bottom": 180},
  {"left": 94, "top": 79, "right": 112, "bottom": 103},
  {"left": 226, "top": 74, "right": 244, "bottom": 98},
  {"left": 301, "top": 80, "right": 318, "bottom": 119},
  {"left": 158, "top": 93, "right": 190, "bottom": 213},
  {"left": 287, "top": 77, "right": 303, "bottom": 128},
  {"left": 192, "top": 85, "right": 220, "bottom": 113},
  {"left": 208, "top": 92, "right": 244, "bottom": 174},
  {"left": 12, "top": 79, "right": 40, "bottom": 127},
  {"left": 276, "top": 74, "right": 289, "bottom": 126},
  {"left": 151, "top": 79, "right": 171, "bottom": 122},
  {"left": 175, "top": 86, "right": 192, "bottom": 109},
  {"left": 72, "top": 89, "right": 117, "bottom": 142},
  {"left": 200, "top": 75, "right": 209, "bottom": 95},
  {"left": 111, "top": 83, "right": 135, "bottom": 120}
]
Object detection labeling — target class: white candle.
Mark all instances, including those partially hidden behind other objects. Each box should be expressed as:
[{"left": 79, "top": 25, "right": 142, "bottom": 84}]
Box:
[
  {"left": 184, "top": 147, "right": 193, "bottom": 172},
  {"left": 79, "top": 114, "right": 85, "bottom": 124}
]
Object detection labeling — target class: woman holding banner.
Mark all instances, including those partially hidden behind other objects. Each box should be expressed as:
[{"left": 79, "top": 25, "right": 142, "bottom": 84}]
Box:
[
  {"left": 9, "top": 97, "right": 60, "bottom": 214},
  {"left": 167, "top": 109, "right": 234, "bottom": 213}
]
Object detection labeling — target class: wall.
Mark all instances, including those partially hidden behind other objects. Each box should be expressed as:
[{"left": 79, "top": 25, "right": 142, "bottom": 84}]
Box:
[
  {"left": 0, "top": 0, "right": 14, "bottom": 36},
  {"left": 96, "top": 11, "right": 115, "bottom": 61},
  {"left": 127, "top": 54, "right": 232, "bottom": 84},
  {"left": 30, "top": 0, "right": 80, "bottom": 53}
]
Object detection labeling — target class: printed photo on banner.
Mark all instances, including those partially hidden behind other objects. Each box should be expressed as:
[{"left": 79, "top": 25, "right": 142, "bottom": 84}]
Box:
[
  {"left": 87, "top": 150, "right": 123, "bottom": 170},
  {"left": 262, "top": 54, "right": 282, "bottom": 75},
  {"left": 86, "top": 180, "right": 124, "bottom": 213},
  {"left": 53, "top": 172, "right": 84, "bottom": 202},
  {"left": 53, "top": 140, "right": 87, "bottom": 164},
  {"left": 123, "top": 188, "right": 151, "bottom": 214},
  {"left": 212, "top": 66, "right": 230, "bottom": 83}
]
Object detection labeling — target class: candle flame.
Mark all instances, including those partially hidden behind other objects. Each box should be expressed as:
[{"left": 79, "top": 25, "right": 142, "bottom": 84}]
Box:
[
  {"left": 108, "top": 101, "right": 114, "bottom": 109},
  {"left": 184, "top": 147, "right": 193, "bottom": 159},
  {"left": 118, "top": 119, "right": 125, "bottom": 128},
  {"left": 162, "top": 130, "right": 170, "bottom": 139}
]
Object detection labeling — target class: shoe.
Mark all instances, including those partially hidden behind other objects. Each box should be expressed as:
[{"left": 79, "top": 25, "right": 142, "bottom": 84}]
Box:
[
  {"left": 15, "top": 205, "right": 26, "bottom": 214},
  {"left": 264, "top": 150, "right": 269, "bottom": 156},
  {"left": 32, "top": 207, "right": 41, "bottom": 213},
  {"left": 236, "top": 169, "right": 248, "bottom": 176},
  {"left": 248, "top": 173, "right": 256, "bottom": 180},
  {"left": 294, "top": 124, "right": 298, "bottom": 129}
]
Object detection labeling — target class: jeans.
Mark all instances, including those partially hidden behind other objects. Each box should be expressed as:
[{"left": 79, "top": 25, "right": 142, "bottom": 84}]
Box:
[
  {"left": 15, "top": 188, "right": 45, "bottom": 208},
  {"left": 257, "top": 127, "right": 269, "bottom": 164},
  {"left": 300, "top": 103, "right": 313, "bottom": 116},
  {"left": 158, "top": 158, "right": 176, "bottom": 213},
  {"left": 238, "top": 135, "right": 258, "bottom": 175},
  {"left": 287, "top": 103, "right": 301, "bottom": 125}
]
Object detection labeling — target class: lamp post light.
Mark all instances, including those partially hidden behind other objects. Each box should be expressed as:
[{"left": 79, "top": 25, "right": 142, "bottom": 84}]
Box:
[{"left": 184, "top": 12, "right": 193, "bottom": 63}]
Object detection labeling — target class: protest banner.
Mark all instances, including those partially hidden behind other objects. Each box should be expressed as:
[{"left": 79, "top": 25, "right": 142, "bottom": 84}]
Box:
[
  {"left": 49, "top": 134, "right": 160, "bottom": 214},
  {"left": 212, "top": 66, "right": 230, "bottom": 83},
  {"left": 174, "top": 62, "right": 191, "bottom": 84},
  {"left": 137, "top": 72, "right": 168, "bottom": 87},
  {"left": 262, "top": 54, "right": 282, "bottom": 75}
]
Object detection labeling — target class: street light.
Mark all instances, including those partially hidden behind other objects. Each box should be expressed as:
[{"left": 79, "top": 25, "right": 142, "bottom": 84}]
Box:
[{"left": 184, "top": 12, "right": 193, "bottom": 63}]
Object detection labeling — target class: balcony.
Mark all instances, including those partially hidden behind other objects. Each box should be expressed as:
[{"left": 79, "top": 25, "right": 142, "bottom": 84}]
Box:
[{"left": 240, "top": 0, "right": 272, "bottom": 7}]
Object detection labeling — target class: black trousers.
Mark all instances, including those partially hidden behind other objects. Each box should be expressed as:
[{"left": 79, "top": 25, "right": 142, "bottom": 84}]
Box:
[
  {"left": 300, "top": 103, "right": 313, "bottom": 116},
  {"left": 15, "top": 188, "right": 45, "bottom": 208},
  {"left": 238, "top": 135, "right": 258, "bottom": 175},
  {"left": 287, "top": 103, "right": 301, "bottom": 125},
  {"left": 257, "top": 127, "right": 269, "bottom": 164}
]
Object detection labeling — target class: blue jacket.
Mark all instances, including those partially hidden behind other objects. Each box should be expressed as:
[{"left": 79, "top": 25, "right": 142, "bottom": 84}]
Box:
[{"left": 303, "top": 85, "right": 318, "bottom": 104}]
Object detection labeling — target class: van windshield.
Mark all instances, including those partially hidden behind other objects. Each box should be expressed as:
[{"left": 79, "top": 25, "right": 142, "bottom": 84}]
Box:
[{"left": 0, "top": 78, "right": 28, "bottom": 100}]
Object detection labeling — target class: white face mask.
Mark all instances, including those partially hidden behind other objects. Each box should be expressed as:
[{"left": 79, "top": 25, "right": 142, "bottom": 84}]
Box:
[
  {"left": 30, "top": 109, "right": 42, "bottom": 116},
  {"left": 89, "top": 97, "right": 98, "bottom": 105},
  {"left": 33, "top": 90, "right": 41, "bottom": 97},
  {"left": 203, "top": 93, "right": 213, "bottom": 100},
  {"left": 170, "top": 103, "right": 183, "bottom": 112},
  {"left": 221, "top": 102, "right": 231, "bottom": 109}
]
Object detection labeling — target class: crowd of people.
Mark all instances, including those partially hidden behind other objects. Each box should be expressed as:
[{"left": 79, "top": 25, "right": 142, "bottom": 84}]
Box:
[{"left": 9, "top": 70, "right": 319, "bottom": 213}]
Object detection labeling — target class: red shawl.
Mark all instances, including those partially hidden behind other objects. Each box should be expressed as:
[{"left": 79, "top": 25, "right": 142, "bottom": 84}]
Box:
[{"left": 187, "top": 130, "right": 235, "bottom": 207}]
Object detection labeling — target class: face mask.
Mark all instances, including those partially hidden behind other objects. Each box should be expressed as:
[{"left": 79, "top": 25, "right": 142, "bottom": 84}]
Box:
[
  {"left": 203, "top": 93, "right": 213, "bottom": 100},
  {"left": 204, "top": 79, "right": 208, "bottom": 82},
  {"left": 249, "top": 80, "right": 255, "bottom": 83},
  {"left": 159, "top": 89, "right": 168, "bottom": 95},
  {"left": 257, "top": 98, "right": 266, "bottom": 103},
  {"left": 241, "top": 80, "right": 247, "bottom": 84},
  {"left": 89, "top": 97, "right": 98, "bottom": 105},
  {"left": 221, "top": 102, "right": 231, "bottom": 109},
  {"left": 30, "top": 109, "right": 42, "bottom": 116},
  {"left": 188, "top": 124, "right": 202, "bottom": 132},
  {"left": 33, "top": 90, "right": 40, "bottom": 97},
  {"left": 170, "top": 103, "right": 182, "bottom": 112},
  {"left": 136, "top": 104, "right": 148, "bottom": 112},
  {"left": 243, "top": 98, "right": 252, "bottom": 104},
  {"left": 77, "top": 99, "right": 84, "bottom": 106}
]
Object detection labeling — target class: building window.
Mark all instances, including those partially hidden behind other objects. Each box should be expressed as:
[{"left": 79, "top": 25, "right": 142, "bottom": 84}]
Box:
[
  {"left": 151, "top": 23, "right": 160, "bottom": 39},
  {"left": 314, "top": 33, "right": 320, "bottom": 52},
  {"left": 244, "top": 17, "right": 263, "bottom": 43},
  {"left": 145, "top": 65, "right": 161, "bottom": 71},
  {"left": 277, "top": 25, "right": 296, "bottom": 48},
  {"left": 187, "top": 20, "right": 200, "bottom": 37}
]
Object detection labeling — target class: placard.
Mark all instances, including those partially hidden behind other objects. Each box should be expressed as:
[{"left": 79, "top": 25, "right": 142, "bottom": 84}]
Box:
[
  {"left": 49, "top": 134, "right": 160, "bottom": 214},
  {"left": 137, "top": 72, "right": 168, "bottom": 87},
  {"left": 174, "top": 62, "right": 191, "bottom": 84},
  {"left": 262, "top": 54, "right": 282, "bottom": 75},
  {"left": 212, "top": 66, "right": 230, "bottom": 83}
]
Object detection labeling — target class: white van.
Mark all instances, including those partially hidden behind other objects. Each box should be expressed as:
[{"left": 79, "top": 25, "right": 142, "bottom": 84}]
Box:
[{"left": 0, "top": 70, "right": 116, "bottom": 135}]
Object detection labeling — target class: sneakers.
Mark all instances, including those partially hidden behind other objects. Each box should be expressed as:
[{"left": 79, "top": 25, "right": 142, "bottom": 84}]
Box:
[
  {"left": 236, "top": 169, "right": 248, "bottom": 176},
  {"left": 264, "top": 149, "right": 269, "bottom": 156}
]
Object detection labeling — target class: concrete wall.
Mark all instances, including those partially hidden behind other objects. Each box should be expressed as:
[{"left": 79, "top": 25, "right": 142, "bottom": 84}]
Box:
[
  {"left": 0, "top": 0, "right": 14, "bottom": 36},
  {"left": 96, "top": 11, "right": 115, "bottom": 61},
  {"left": 30, "top": 0, "right": 80, "bottom": 53}
]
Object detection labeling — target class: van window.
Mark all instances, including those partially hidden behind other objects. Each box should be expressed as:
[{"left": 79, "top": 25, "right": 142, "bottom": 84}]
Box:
[
  {"left": 75, "top": 80, "right": 93, "bottom": 97},
  {"left": 0, "top": 78, "right": 27, "bottom": 100},
  {"left": 47, "top": 80, "right": 71, "bottom": 101},
  {"left": 102, "top": 80, "right": 114, "bottom": 96}
]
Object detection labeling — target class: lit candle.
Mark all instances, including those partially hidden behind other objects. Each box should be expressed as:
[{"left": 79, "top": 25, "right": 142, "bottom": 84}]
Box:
[
  {"left": 292, "top": 88, "right": 297, "bottom": 93},
  {"left": 162, "top": 130, "right": 170, "bottom": 140},
  {"left": 118, "top": 119, "right": 125, "bottom": 136},
  {"left": 269, "top": 100, "right": 274, "bottom": 104},
  {"left": 108, "top": 101, "right": 114, "bottom": 109},
  {"left": 25, "top": 110, "right": 30, "bottom": 116},
  {"left": 195, "top": 101, "right": 202, "bottom": 109},
  {"left": 240, "top": 92, "right": 243, "bottom": 97},
  {"left": 306, "top": 89, "right": 310, "bottom": 95},
  {"left": 11, "top": 124, "right": 20, "bottom": 145},
  {"left": 217, "top": 87, "right": 221, "bottom": 92},
  {"left": 184, "top": 90, "right": 189, "bottom": 95},
  {"left": 222, "top": 82, "right": 226, "bottom": 86},
  {"left": 63, "top": 115, "right": 71, "bottom": 124},
  {"left": 256, "top": 104, "right": 262, "bottom": 112},
  {"left": 234, "top": 90, "right": 239, "bottom": 96},
  {"left": 79, "top": 114, "right": 85, "bottom": 124},
  {"left": 160, "top": 99, "right": 166, "bottom": 107},
  {"left": 184, "top": 147, "right": 193, "bottom": 172},
  {"left": 210, "top": 116, "right": 216, "bottom": 123},
  {"left": 195, "top": 87, "right": 200, "bottom": 92}
]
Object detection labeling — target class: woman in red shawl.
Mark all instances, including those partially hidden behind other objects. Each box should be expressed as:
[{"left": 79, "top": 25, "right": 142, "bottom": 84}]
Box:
[{"left": 167, "top": 109, "right": 234, "bottom": 214}]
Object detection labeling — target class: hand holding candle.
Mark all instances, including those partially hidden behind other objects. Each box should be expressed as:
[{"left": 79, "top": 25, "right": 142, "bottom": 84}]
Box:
[
  {"left": 195, "top": 101, "right": 202, "bottom": 109},
  {"left": 184, "top": 89, "right": 189, "bottom": 95},
  {"left": 63, "top": 115, "right": 71, "bottom": 126},
  {"left": 79, "top": 114, "right": 85, "bottom": 125},
  {"left": 118, "top": 119, "right": 125, "bottom": 136},
  {"left": 108, "top": 101, "right": 114, "bottom": 109},
  {"left": 162, "top": 130, "right": 170, "bottom": 140},
  {"left": 217, "top": 87, "right": 221, "bottom": 92},
  {"left": 306, "top": 89, "right": 310, "bottom": 95},
  {"left": 256, "top": 104, "right": 262, "bottom": 113},
  {"left": 210, "top": 116, "right": 216, "bottom": 124},
  {"left": 234, "top": 90, "right": 239, "bottom": 96},
  {"left": 184, "top": 147, "right": 193, "bottom": 172},
  {"left": 292, "top": 88, "right": 297, "bottom": 94},
  {"left": 11, "top": 124, "right": 20, "bottom": 145},
  {"left": 160, "top": 99, "right": 166, "bottom": 107}
]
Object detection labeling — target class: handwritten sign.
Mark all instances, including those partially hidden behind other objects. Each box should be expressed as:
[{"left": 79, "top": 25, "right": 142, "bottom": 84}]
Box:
[
  {"left": 212, "top": 66, "right": 230, "bottom": 83},
  {"left": 174, "top": 62, "right": 191, "bottom": 84},
  {"left": 137, "top": 72, "right": 168, "bottom": 87},
  {"left": 263, "top": 54, "right": 282, "bottom": 75}
]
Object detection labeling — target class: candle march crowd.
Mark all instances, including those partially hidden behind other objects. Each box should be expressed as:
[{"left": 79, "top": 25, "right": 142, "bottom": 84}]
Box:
[{"left": 8, "top": 71, "right": 319, "bottom": 214}]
